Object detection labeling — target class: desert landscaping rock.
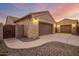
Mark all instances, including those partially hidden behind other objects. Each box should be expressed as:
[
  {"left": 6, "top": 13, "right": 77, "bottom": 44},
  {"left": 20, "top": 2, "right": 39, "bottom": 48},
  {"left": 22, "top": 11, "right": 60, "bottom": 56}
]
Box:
[{"left": 0, "top": 41, "right": 79, "bottom": 56}]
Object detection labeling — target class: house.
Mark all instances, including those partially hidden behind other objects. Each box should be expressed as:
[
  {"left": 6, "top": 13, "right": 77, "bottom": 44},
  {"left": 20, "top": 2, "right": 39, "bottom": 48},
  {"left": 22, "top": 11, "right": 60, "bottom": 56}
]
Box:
[
  {"left": 14, "top": 11, "right": 56, "bottom": 39},
  {"left": 5, "top": 16, "right": 18, "bottom": 25},
  {"left": 57, "top": 19, "right": 78, "bottom": 34},
  {"left": 3, "top": 11, "right": 79, "bottom": 39}
]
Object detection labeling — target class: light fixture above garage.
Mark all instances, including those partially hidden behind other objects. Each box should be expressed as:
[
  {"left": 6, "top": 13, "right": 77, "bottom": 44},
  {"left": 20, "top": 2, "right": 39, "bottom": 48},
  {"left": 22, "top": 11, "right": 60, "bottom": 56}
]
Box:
[
  {"left": 72, "top": 23, "right": 76, "bottom": 27},
  {"left": 54, "top": 24, "right": 56, "bottom": 27},
  {"left": 57, "top": 24, "right": 60, "bottom": 28},
  {"left": 33, "top": 18, "right": 39, "bottom": 24}
]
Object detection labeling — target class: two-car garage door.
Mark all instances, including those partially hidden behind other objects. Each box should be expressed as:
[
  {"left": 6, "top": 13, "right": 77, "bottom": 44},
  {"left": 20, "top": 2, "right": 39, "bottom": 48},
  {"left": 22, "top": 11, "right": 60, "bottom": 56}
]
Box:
[
  {"left": 61, "top": 25, "right": 72, "bottom": 33},
  {"left": 39, "top": 23, "right": 72, "bottom": 35},
  {"left": 39, "top": 22, "right": 53, "bottom": 35}
]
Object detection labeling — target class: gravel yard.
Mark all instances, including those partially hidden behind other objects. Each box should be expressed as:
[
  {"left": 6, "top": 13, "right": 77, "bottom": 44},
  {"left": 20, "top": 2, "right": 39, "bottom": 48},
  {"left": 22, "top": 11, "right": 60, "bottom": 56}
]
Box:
[{"left": 0, "top": 41, "right": 79, "bottom": 56}]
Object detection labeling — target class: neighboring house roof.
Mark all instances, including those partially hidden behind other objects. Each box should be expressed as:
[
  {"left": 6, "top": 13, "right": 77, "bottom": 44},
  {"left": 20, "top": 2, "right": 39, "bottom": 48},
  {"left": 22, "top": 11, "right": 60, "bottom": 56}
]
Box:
[
  {"left": 14, "top": 11, "right": 56, "bottom": 23},
  {"left": 59, "top": 18, "right": 77, "bottom": 22},
  {"left": 57, "top": 18, "right": 78, "bottom": 24},
  {"left": 5, "top": 16, "right": 18, "bottom": 24}
]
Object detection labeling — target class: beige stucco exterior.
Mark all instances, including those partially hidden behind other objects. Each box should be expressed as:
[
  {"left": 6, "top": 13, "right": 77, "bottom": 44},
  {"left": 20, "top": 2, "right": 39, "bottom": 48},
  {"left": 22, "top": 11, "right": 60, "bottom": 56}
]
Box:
[
  {"left": 57, "top": 19, "right": 78, "bottom": 34},
  {"left": 15, "top": 17, "right": 39, "bottom": 39},
  {"left": 15, "top": 11, "right": 56, "bottom": 39},
  {"left": 27, "top": 17, "right": 39, "bottom": 39},
  {"left": 5, "top": 16, "right": 18, "bottom": 25},
  {"left": 15, "top": 25, "right": 24, "bottom": 38},
  {"left": 15, "top": 17, "right": 30, "bottom": 38}
]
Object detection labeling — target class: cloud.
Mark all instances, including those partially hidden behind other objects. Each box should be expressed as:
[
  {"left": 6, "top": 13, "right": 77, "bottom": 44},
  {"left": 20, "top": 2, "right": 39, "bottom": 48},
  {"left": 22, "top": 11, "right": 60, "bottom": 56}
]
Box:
[
  {"left": 33, "top": 3, "right": 50, "bottom": 11},
  {"left": 49, "top": 4, "right": 79, "bottom": 21},
  {"left": 1, "top": 3, "right": 79, "bottom": 23},
  {"left": 9, "top": 3, "right": 79, "bottom": 21},
  {"left": 12, "top": 3, "right": 27, "bottom": 9}
]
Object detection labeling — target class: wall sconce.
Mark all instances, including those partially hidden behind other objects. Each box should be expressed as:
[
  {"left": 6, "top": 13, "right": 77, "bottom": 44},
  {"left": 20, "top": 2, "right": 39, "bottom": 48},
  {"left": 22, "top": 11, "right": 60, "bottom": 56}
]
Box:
[
  {"left": 33, "top": 18, "right": 39, "bottom": 24},
  {"left": 72, "top": 24, "right": 76, "bottom": 27},
  {"left": 54, "top": 24, "right": 56, "bottom": 28},
  {"left": 57, "top": 24, "right": 60, "bottom": 28}
]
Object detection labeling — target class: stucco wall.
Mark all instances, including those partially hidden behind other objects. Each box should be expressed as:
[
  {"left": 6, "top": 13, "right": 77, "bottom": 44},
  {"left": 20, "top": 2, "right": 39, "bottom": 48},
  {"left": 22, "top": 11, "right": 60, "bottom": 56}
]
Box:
[
  {"left": 26, "top": 17, "right": 39, "bottom": 39},
  {"left": 33, "top": 12, "right": 56, "bottom": 33},
  {"left": 27, "top": 13, "right": 56, "bottom": 39},
  {"left": 15, "top": 18, "right": 30, "bottom": 37},
  {"left": 5, "top": 16, "right": 18, "bottom": 25},
  {"left": 32, "top": 12, "right": 55, "bottom": 24},
  {"left": 15, "top": 12, "right": 56, "bottom": 39},
  {"left": 16, "top": 17, "right": 39, "bottom": 39},
  {"left": 6, "top": 17, "right": 14, "bottom": 25},
  {"left": 15, "top": 25, "right": 24, "bottom": 38}
]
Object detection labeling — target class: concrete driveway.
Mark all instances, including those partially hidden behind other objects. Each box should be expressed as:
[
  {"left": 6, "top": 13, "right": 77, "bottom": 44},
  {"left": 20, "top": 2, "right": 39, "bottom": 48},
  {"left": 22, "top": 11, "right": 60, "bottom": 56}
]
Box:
[{"left": 4, "top": 33, "right": 79, "bottom": 49}]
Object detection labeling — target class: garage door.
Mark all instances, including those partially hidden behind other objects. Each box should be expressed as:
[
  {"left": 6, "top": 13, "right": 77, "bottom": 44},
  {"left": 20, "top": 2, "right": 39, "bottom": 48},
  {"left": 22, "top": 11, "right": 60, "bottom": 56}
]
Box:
[
  {"left": 39, "top": 22, "right": 53, "bottom": 35},
  {"left": 61, "top": 25, "right": 71, "bottom": 33}
]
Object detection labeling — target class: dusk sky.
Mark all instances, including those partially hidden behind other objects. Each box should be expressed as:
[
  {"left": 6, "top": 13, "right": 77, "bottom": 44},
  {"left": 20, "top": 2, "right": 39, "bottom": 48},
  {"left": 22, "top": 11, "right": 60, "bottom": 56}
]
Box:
[{"left": 0, "top": 3, "right": 79, "bottom": 23}]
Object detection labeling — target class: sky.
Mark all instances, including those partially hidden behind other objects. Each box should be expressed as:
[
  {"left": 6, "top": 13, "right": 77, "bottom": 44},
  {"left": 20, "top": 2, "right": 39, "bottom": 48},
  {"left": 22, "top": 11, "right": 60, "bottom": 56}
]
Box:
[{"left": 0, "top": 3, "right": 79, "bottom": 23}]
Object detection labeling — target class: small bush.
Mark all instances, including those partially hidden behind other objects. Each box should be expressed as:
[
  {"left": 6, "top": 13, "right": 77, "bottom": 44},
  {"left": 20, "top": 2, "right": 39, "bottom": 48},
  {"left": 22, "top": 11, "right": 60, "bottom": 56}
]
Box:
[
  {"left": 0, "top": 53, "right": 7, "bottom": 56},
  {"left": 0, "top": 51, "right": 8, "bottom": 56}
]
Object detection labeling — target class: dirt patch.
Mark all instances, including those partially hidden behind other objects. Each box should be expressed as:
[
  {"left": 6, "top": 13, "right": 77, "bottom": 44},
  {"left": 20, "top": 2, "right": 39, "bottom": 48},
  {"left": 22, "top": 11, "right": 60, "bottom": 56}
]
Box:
[{"left": 0, "top": 40, "right": 79, "bottom": 56}]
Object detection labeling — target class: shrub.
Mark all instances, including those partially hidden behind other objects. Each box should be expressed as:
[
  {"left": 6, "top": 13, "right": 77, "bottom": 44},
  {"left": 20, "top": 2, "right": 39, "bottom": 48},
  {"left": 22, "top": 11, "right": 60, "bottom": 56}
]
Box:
[{"left": 0, "top": 51, "right": 8, "bottom": 56}]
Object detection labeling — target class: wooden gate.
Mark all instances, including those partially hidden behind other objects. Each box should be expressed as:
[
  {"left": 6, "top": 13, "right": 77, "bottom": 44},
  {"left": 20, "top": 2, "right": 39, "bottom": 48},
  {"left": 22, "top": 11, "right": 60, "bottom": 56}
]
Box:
[{"left": 3, "top": 25, "right": 15, "bottom": 38}]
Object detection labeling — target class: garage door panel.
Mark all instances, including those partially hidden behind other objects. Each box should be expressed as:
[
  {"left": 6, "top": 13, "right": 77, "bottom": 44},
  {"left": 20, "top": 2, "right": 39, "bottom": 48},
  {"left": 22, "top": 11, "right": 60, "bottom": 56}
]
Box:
[
  {"left": 61, "top": 25, "right": 71, "bottom": 33},
  {"left": 39, "top": 22, "right": 53, "bottom": 35}
]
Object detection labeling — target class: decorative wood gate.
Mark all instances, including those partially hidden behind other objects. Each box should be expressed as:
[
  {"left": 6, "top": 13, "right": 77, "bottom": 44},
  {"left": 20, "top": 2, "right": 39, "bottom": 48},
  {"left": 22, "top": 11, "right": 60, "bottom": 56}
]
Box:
[{"left": 3, "top": 25, "right": 15, "bottom": 38}]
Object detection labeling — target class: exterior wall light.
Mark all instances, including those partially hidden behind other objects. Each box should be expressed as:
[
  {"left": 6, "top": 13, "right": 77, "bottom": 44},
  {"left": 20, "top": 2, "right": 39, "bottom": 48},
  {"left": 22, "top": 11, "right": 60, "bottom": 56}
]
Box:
[
  {"left": 72, "top": 24, "right": 76, "bottom": 27},
  {"left": 56, "top": 24, "right": 60, "bottom": 33},
  {"left": 33, "top": 18, "right": 39, "bottom": 24},
  {"left": 54, "top": 24, "right": 56, "bottom": 28},
  {"left": 57, "top": 24, "right": 60, "bottom": 28}
]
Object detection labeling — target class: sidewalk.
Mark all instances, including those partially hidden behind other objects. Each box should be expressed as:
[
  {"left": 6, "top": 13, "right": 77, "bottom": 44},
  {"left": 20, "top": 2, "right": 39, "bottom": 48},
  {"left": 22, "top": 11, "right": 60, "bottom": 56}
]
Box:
[{"left": 4, "top": 33, "right": 79, "bottom": 49}]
